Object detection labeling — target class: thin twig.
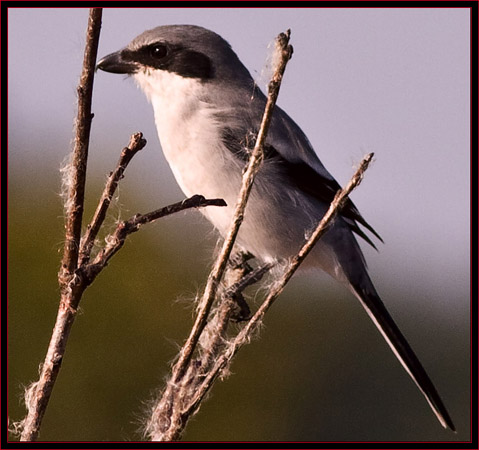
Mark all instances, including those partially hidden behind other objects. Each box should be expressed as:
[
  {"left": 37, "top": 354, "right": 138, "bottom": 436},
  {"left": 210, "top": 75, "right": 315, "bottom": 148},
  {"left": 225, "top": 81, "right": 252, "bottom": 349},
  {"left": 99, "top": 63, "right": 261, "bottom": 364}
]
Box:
[
  {"left": 146, "top": 261, "right": 273, "bottom": 441},
  {"left": 58, "top": 9, "right": 102, "bottom": 285},
  {"left": 146, "top": 29, "right": 293, "bottom": 442},
  {"left": 19, "top": 9, "right": 103, "bottom": 442},
  {"left": 83, "top": 195, "right": 227, "bottom": 284},
  {"left": 184, "top": 153, "right": 375, "bottom": 417},
  {"left": 79, "top": 132, "right": 147, "bottom": 265},
  {"left": 170, "top": 29, "right": 293, "bottom": 387}
]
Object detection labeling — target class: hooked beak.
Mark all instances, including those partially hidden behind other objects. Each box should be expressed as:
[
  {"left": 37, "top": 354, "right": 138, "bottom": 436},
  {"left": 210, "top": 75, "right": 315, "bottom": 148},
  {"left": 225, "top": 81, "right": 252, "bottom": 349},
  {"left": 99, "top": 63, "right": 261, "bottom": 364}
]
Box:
[{"left": 96, "top": 49, "right": 139, "bottom": 74}]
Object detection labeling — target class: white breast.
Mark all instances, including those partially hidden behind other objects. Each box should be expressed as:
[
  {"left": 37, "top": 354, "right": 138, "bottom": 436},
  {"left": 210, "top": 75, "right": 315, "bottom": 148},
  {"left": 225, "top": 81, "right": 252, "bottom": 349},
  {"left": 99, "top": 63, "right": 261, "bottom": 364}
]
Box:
[{"left": 133, "top": 69, "right": 244, "bottom": 234}]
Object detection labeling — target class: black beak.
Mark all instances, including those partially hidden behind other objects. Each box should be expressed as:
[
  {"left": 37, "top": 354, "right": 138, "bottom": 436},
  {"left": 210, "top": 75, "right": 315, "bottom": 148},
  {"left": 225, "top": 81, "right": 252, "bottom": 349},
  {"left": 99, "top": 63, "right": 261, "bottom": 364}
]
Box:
[{"left": 96, "top": 50, "right": 139, "bottom": 74}]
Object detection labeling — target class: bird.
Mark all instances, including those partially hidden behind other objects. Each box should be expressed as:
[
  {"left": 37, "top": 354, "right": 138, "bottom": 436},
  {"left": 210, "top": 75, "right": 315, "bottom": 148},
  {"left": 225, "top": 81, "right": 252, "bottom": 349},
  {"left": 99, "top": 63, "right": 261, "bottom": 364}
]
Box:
[{"left": 97, "top": 24, "right": 455, "bottom": 431}]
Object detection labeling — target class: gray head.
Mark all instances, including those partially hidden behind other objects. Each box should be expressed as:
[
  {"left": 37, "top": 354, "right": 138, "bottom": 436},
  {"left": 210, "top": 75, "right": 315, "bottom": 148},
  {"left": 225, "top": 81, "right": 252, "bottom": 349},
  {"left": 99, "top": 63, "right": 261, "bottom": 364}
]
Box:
[{"left": 97, "top": 25, "right": 252, "bottom": 83}]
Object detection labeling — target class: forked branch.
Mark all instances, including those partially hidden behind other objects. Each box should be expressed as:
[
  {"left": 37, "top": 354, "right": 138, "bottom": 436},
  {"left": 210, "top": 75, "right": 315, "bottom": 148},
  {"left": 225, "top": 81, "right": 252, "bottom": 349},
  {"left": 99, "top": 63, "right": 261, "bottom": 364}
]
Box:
[{"left": 17, "top": 10, "right": 226, "bottom": 441}]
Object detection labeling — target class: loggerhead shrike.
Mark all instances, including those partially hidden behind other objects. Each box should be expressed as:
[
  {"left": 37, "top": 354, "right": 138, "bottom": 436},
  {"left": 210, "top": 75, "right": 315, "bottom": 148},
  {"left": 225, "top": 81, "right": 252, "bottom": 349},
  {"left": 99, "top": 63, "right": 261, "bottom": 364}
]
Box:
[{"left": 97, "top": 25, "right": 454, "bottom": 431}]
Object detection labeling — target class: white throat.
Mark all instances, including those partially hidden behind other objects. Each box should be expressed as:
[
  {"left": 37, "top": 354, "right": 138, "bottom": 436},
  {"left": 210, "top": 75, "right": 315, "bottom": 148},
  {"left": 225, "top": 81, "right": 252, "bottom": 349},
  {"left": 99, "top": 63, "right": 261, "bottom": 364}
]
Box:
[
  {"left": 133, "top": 69, "right": 211, "bottom": 152},
  {"left": 132, "top": 69, "right": 244, "bottom": 234}
]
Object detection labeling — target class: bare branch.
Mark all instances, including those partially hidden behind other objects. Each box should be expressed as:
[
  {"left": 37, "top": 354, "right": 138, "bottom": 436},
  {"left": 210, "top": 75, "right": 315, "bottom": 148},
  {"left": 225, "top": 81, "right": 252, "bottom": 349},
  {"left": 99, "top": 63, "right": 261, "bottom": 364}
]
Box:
[
  {"left": 17, "top": 12, "right": 227, "bottom": 442},
  {"left": 19, "top": 9, "right": 103, "bottom": 442},
  {"left": 184, "top": 152, "right": 375, "bottom": 419},
  {"left": 169, "top": 29, "right": 293, "bottom": 388},
  {"left": 58, "top": 8, "right": 102, "bottom": 284},
  {"left": 145, "top": 260, "right": 272, "bottom": 442},
  {"left": 145, "top": 29, "right": 293, "bottom": 442},
  {"left": 83, "top": 195, "right": 227, "bottom": 284},
  {"left": 79, "top": 132, "right": 147, "bottom": 265}
]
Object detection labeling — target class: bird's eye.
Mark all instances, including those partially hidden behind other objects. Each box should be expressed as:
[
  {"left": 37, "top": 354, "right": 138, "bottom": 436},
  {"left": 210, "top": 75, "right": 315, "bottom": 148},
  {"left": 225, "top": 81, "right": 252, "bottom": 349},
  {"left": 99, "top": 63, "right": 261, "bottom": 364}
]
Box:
[{"left": 149, "top": 43, "right": 168, "bottom": 59}]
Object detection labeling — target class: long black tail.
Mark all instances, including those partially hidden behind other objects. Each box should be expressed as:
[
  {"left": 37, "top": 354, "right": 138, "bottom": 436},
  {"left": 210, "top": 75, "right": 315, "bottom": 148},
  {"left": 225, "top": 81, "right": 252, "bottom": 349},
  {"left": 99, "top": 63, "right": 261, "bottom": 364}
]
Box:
[{"left": 351, "top": 282, "right": 455, "bottom": 431}]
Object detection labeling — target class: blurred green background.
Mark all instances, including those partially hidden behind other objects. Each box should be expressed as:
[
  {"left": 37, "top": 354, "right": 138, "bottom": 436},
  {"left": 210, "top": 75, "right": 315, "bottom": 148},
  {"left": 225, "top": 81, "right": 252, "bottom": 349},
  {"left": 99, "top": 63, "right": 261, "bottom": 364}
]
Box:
[{"left": 8, "top": 7, "right": 470, "bottom": 442}]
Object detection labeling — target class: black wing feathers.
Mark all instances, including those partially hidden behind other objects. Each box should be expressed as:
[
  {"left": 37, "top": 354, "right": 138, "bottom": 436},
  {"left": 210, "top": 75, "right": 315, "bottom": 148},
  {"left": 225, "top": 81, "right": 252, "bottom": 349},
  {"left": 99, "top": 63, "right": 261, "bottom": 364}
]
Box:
[
  {"left": 284, "top": 157, "right": 383, "bottom": 247},
  {"left": 221, "top": 128, "right": 382, "bottom": 248}
]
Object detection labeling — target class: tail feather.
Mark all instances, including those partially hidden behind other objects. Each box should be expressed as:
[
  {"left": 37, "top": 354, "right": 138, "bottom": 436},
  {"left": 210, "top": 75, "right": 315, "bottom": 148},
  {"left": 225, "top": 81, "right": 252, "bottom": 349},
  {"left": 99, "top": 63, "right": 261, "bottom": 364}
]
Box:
[{"left": 351, "top": 283, "right": 455, "bottom": 431}]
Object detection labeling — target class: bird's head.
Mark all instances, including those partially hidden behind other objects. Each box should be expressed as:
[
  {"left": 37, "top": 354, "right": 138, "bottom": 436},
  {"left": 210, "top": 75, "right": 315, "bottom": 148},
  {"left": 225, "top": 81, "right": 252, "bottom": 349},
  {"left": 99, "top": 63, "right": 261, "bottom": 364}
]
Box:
[{"left": 97, "top": 25, "right": 252, "bottom": 85}]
